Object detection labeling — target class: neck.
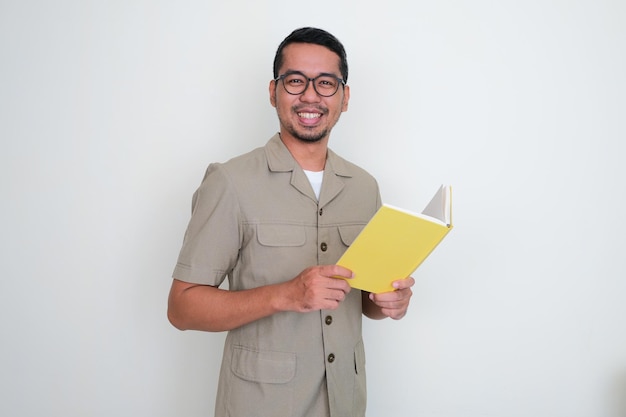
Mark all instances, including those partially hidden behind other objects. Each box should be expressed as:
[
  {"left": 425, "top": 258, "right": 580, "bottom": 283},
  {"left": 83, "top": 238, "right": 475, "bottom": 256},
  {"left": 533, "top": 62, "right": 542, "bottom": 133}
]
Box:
[{"left": 279, "top": 132, "right": 328, "bottom": 171}]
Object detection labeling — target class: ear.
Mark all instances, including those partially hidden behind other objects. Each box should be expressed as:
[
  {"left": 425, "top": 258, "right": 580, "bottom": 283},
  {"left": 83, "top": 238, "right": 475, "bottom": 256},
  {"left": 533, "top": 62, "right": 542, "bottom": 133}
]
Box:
[
  {"left": 269, "top": 80, "right": 277, "bottom": 108},
  {"left": 341, "top": 84, "right": 350, "bottom": 112}
]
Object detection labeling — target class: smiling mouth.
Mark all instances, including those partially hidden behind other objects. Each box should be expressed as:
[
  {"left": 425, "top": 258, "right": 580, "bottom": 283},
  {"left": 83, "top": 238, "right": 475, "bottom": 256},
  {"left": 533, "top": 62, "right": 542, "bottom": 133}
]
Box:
[{"left": 297, "top": 112, "right": 322, "bottom": 119}]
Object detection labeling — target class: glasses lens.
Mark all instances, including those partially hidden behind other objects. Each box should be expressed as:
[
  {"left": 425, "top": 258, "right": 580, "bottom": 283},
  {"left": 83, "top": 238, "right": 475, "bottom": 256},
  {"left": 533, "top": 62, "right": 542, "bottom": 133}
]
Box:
[
  {"left": 282, "top": 73, "right": 308, "bottom": 95},
  {"left": 281, "top": 73, "right": 342, "bottom": 97},
  {"left": 314, "top": 76, "right": 340, "bottom": 97}
]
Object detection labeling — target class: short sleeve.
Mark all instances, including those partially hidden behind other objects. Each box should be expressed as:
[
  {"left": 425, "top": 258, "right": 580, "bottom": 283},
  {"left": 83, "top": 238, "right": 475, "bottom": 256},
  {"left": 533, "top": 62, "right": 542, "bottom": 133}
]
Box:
[{"left": 172, "top": 163, "right": 241, "bottom": 286}]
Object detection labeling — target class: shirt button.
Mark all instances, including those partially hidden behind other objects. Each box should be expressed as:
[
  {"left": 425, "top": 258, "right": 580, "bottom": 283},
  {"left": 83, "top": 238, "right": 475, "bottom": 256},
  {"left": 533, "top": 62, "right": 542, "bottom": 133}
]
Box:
[
  {"left": 325, "top": 315, "right": 333, "bottom": 325},
  {"left": 328, "top": 353, "right": 335, "bottom": 363},
  {"left": 320, "top": 242, "right": 328, "bottom": 252}
]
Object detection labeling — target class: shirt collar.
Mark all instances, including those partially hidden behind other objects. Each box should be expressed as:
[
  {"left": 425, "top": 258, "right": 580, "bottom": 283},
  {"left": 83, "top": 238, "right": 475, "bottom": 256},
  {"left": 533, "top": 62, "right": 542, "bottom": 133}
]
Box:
[{"left": 264, "top": 133, "right": 354, "bottom": 178}]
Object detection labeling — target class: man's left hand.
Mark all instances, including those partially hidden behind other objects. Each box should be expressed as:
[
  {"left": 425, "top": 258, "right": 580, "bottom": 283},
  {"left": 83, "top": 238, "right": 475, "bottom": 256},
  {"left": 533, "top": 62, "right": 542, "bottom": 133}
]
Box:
[{"left": 368, "top": 277, "right": 415, "bottom": 320}]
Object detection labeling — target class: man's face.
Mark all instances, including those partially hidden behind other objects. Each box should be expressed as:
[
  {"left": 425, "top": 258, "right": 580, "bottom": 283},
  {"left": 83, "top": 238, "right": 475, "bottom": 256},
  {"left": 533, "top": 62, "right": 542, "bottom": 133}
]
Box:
[{"left": 270, "top": 43, "right": 350, "bottom": 143}]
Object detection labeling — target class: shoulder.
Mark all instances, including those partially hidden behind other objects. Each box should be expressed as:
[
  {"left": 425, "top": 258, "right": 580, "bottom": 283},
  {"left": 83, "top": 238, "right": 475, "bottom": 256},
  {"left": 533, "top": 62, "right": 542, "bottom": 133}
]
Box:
[
  {"left": 202, "top": 142, "right": 269, "bottom": 182},
  {"left": 213, "top": 134, "right": 293, "bottom": 175}
]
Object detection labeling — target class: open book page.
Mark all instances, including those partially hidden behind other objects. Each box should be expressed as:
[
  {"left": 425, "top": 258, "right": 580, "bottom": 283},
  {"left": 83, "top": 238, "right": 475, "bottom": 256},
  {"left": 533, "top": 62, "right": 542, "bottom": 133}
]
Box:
[
  {"left": 421, "top": 184, "right": 452, "bottom": 226},
  {"left": 383, "top": 185, "right": 451, "bottom": 227}
]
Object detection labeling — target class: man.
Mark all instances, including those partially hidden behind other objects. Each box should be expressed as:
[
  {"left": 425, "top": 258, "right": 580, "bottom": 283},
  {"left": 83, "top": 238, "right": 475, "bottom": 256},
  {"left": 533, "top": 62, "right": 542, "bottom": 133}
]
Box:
[{"left": 168, "top": 27, "right": 414, "bottom": 417}]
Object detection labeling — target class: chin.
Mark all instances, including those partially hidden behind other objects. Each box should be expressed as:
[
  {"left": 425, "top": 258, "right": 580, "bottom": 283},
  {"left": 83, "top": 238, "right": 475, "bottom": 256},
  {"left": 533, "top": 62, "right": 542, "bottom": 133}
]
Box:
[
  {"left": 293, "top": 128, "right": 328, "bottom": 143},
  {"left": 295, "top": 134, "right": 324, "bottom": 143}
]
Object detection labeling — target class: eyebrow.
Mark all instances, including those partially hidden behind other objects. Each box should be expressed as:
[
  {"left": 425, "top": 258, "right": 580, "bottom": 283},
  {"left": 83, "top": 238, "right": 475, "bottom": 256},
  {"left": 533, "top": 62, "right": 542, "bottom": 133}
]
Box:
[{"left": 283, "top": 69, "right": 342, "bottom": 79}]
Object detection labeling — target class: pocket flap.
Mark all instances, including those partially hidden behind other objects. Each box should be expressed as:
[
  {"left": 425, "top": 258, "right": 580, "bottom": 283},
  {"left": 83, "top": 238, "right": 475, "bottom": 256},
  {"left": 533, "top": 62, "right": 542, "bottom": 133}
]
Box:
[
  {"left": 338, "top": 224, "right": 365, "bottom": 246},
  {"left": 257, "top": 224, "right": 306, "bottom": 247}
]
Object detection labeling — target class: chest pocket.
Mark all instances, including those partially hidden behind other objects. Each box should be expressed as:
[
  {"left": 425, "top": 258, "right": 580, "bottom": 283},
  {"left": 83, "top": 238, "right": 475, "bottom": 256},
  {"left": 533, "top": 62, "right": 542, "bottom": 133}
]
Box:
[{"left": 256, "top": 223, "right": 306, "bottom": 247}]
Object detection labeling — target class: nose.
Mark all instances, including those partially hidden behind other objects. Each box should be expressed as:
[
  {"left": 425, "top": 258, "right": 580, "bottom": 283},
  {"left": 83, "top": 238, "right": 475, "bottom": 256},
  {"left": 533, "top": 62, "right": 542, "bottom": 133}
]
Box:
[{"left": 300, "top": 79, "right": 321, "bottom": 102}]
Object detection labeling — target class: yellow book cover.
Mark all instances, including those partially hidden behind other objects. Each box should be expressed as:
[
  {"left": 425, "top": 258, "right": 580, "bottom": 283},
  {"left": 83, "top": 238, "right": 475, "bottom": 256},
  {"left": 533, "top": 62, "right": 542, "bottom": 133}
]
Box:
[{"left": 336, "top": 185, "right": 453, "bottom": 294}]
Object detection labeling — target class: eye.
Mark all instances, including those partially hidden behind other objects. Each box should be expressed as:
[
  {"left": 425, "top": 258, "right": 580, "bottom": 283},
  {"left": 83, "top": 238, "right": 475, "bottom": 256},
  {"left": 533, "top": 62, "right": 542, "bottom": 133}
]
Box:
[
  {"left": 285, "top": 75, "right": 306, "bottom": 85},
  {"left": 316, "top": 76, "right": 338, "bottom": 89}
]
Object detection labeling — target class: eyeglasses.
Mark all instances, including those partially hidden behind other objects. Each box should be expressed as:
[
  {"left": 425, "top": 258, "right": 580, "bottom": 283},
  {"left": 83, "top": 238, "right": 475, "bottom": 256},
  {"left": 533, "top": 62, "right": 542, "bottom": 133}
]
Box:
[{"left": 275, "top": 71, "right": 346, "bottom": 97}]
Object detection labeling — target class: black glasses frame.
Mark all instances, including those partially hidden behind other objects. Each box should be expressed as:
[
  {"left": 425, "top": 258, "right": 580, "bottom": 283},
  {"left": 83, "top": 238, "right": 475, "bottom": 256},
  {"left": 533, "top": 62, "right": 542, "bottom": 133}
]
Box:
[{"left": 274, "top": 71, "right": 346, "bottom": 97}]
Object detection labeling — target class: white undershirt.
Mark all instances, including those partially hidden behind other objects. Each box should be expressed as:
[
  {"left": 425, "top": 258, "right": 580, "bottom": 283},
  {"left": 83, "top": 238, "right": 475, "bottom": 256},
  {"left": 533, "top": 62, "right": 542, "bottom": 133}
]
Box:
[{"left": 303, "top": 169, "right": 324, "bottom": 200}]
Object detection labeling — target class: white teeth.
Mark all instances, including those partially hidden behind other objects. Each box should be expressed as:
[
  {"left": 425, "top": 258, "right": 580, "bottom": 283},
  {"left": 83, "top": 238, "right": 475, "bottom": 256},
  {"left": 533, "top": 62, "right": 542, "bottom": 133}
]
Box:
[{"left": 298, "top": 112, "right": 321, "bottom": 119}]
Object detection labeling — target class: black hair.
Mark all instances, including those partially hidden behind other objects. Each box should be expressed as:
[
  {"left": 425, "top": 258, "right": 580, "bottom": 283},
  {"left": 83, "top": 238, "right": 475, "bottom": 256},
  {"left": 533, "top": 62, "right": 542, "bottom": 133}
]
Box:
[{"left": 273, "top": 27, "right": 349, "bottom": 83}]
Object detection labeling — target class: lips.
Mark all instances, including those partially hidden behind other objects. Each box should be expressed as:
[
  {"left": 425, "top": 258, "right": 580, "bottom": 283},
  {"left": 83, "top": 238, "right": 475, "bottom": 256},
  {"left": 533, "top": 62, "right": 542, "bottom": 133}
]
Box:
[{"left": 295, "top": 107, "right": 326, "bottom": 125}]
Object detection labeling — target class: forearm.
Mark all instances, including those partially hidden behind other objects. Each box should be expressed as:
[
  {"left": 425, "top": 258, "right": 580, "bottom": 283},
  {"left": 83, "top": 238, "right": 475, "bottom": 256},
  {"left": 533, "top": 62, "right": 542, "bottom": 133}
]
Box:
[
  {"left": 168, "top": 279, "right": 289, "bottom": 332},
  {"left": 168, "top": 266, "right": 355, "bottom": 332}
]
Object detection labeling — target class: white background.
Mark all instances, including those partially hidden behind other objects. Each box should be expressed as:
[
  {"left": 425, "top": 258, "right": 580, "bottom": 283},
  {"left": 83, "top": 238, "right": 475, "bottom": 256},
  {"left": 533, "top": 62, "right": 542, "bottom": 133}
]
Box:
[{"left": 1, "top": 1, "right": 625, "bottom": 416}]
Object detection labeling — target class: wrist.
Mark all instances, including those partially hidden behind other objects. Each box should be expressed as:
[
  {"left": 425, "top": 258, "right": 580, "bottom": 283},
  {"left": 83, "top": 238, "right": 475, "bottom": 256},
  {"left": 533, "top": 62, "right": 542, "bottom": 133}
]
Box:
[{"left": 268, "top": 281, "right": 292, "bottom": 313}]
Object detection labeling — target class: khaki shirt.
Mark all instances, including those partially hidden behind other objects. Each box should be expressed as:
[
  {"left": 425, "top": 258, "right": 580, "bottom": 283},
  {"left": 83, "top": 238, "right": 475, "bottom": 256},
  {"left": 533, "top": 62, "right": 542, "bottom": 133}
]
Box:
[{"left": 173, "top": 134, "right": 381, "bottom": 417}]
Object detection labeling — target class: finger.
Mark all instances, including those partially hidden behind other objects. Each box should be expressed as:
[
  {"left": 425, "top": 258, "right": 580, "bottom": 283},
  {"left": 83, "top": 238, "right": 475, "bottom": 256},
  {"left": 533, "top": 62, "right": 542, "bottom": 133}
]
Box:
[
  {"left": 391, "top": 276, "right": 415, "bottom": 290},
  {"left": 382, "top": 307, "right": 408, "bottom": 320},
  {"left": 321, "top": 264, "right": 353, "bottom": 279},
  {"left": 326, "top": 277, "right": 352, "bottom": 293},
  {"left": 328, "top": 287, "right": 348, "bottom": 302},
  {"left": 370, "top": 288, "right": 412, "bottom": 305},
  {"left": 370, "top": 295, "right": 405, "bottom": 308}
]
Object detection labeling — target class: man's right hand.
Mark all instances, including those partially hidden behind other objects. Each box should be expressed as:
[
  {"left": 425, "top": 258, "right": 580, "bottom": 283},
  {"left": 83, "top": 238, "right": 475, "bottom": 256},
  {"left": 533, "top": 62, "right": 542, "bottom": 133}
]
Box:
[{"left": 281, "top": 265, "right": 353, "bottom": 313}]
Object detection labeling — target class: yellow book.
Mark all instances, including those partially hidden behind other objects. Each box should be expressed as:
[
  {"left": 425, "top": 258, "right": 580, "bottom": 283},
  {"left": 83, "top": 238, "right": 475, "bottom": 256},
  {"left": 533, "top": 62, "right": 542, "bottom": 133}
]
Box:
[{"left": 336, "top": 185, "right": 453, "bottom": 293}]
